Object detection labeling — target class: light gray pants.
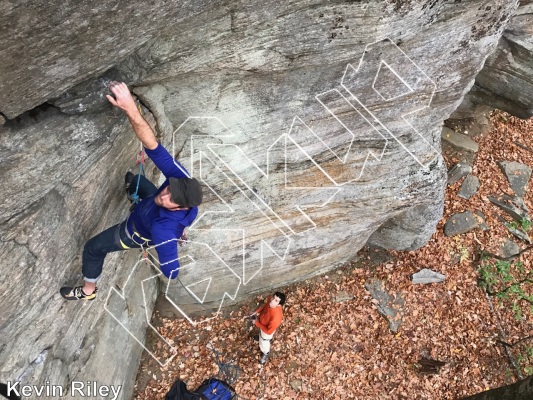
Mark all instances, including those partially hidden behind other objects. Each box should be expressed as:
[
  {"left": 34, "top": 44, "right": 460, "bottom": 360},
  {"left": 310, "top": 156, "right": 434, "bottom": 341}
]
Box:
[{"left": 259, "top": 331, "right": 275, "bottom": 354}]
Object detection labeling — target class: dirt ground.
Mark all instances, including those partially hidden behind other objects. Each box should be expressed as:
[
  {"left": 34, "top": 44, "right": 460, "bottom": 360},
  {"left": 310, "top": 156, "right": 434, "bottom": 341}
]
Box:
[{"left": 132, "top": 111, "right": 533, "bottom": 399}]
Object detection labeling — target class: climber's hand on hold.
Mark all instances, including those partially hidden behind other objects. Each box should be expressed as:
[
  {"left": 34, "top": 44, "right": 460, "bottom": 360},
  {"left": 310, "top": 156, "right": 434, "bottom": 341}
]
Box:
[
  {"left": 105, "top": 81, "right": 158, "bottom": 150},
  {"left": 106, "top": 81, "right": 138, "bottom": 117}
]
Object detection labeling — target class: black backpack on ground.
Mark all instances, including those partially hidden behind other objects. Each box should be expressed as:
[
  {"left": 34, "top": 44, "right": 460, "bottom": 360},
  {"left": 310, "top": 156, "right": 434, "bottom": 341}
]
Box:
[{"left": 164, "top": 379, "right": 200, "bottom": 400}]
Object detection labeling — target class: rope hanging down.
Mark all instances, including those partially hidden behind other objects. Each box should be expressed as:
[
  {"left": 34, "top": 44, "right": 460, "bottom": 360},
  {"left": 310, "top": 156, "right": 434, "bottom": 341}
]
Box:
[
  {"left": 207, "top": 334, "right": 268, "bottom": 400},
  {"left": 123, "top": 103, "right": 266, "bottom": 397},
  {"left": 137, "top": 242, "right": 268, "bottom": 399},
  {"left": 130, "top": 102, "right": 146, "bottom": 205},
  {"left": 130, "top": 142, "right": 146, "bottom": 204}
]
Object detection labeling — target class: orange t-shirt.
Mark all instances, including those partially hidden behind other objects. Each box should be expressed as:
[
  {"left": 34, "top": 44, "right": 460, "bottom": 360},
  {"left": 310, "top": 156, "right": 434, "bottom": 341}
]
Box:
[{"left": 254, "top": 296, "right": 283, "bottom": 335}]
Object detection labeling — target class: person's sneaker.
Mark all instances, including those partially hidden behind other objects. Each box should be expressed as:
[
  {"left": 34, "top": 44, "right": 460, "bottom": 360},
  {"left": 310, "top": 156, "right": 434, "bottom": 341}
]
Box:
[
  {"left": 259, "top": 353, "right": 269, "bottom": 365},
  {"left": 60, "top": 286, "right": 97, "bottom": 301}
]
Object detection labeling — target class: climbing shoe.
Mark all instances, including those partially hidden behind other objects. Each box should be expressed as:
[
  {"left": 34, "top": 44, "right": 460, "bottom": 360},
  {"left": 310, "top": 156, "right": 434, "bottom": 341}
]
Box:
[
  {"left": 60, "top": 286, "right": 97, "bottom": 301},
  {"left": 125, "top": 171, "right": 135, "bottom": 188},
  {"left": 125, "top": 171, "right": 135, "bottom": 203}
]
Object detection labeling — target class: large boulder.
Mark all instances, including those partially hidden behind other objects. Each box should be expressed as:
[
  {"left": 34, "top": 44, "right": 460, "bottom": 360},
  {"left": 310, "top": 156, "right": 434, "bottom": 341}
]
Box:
[
  {"left": 452, "top": 1, "right": 533, "bottom": 119},
  {"left": 0, "top": 0, "right": 523, "bottom": 398}
]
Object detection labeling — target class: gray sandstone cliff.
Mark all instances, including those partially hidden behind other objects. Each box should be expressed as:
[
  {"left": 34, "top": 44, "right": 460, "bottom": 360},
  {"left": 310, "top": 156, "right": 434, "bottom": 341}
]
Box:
[
  {"left": 453, "top": 0, "right": 533, "bottom": 119},
  {"left": 1, "top": 0, "right": 529, "bottom": 398}
]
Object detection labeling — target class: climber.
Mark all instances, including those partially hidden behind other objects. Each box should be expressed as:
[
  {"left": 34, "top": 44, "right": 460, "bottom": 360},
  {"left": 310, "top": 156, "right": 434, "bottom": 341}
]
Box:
[
  {"left": 246, "top": 292, "right": 286, "bottom": 364},
  {"left": 60, "top": 81, "right": 203, "bottom": 301}
]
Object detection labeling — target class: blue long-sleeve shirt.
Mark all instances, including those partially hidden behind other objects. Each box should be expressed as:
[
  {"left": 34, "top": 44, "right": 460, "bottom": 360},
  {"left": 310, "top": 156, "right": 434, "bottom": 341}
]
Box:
[{"left": 126, "top": 143, "right": 198, "bottom": 279}]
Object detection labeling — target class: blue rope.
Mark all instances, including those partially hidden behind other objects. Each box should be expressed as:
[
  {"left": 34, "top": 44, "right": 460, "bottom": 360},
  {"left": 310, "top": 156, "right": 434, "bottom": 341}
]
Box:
[{"left": 130, "top": 153, "right": 145, "bottom": 204}]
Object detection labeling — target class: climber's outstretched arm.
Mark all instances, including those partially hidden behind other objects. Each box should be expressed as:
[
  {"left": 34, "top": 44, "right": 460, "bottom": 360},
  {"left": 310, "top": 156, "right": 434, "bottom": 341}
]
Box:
[{"left": 106, "top": 81, "right": 158, "bottom": 150}]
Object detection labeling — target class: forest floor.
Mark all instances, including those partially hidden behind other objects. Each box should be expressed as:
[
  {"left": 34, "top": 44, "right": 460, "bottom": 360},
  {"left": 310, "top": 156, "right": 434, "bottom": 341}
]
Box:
[{"left": 133, "top": 111, "right": 533, "bottom": 400}]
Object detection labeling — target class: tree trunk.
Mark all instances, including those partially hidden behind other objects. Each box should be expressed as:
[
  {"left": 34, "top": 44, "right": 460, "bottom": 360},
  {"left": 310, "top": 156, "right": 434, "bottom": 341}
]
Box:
[{"left": 462, "top": 375, "right": 533, "bottom": 400}]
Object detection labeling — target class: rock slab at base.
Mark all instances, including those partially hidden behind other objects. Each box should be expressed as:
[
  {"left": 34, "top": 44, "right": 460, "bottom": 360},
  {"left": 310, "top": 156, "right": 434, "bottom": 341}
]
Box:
[
  {"left": 411, "top": 268, "right": 446, "bottom": 284},
  {"left": 444, "top": 211, "right": 479, "bottom": 236},
  {"left": 497, "top": 161, "right": 532, "bottom": 197},
  {"left": 448, "top": 162, "right": 472, "bottom": 186},
  {"left": 458, "top": 175, "right": 480, "bottom": 199},
  {"left": 364, "top": 279, "right": 404, "bottom": 333},
  {"left": 441, "top": 127, "right": 479, "bottom": 153}
]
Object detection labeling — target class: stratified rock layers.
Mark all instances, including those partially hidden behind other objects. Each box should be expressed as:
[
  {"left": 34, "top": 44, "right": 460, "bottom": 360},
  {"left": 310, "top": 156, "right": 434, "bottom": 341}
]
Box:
[{"left": 453, "top": 1, "right": 533, "bottom": 118}]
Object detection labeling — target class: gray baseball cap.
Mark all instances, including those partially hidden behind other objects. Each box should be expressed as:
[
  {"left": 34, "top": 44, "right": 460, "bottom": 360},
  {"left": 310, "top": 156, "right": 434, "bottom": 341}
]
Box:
[{"left": 169, "top": 177, "right": 203, "bottom": 207}]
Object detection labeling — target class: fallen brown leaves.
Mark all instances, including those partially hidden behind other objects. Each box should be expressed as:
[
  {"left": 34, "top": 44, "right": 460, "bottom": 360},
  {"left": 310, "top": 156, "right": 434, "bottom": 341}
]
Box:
[{"left": 133, "top": 111, "right": 532, "bottom": 400}]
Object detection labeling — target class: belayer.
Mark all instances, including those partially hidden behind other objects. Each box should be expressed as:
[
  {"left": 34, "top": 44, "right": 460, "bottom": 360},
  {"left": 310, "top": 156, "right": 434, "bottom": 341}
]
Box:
[
  {"left": 60, "top": 81, "right": 203, "bottom": 300},
  {"left": 247, "top": 292, "right": 286, "bottom": 364}
]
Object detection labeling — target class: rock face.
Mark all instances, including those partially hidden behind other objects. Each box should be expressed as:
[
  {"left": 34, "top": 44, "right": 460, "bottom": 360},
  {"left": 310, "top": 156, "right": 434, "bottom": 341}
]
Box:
[
  {"left": 0, "top": 0, "right": 525, "bottom": 398},
  {"left": 0, "top": 108, "right": 160, "bottom": 399},
  {"left": 453, "top": 1, "right": 533, "bottom": 119},
  {"left": 0, "top": 0, "right": 214, "bottom": 119}
]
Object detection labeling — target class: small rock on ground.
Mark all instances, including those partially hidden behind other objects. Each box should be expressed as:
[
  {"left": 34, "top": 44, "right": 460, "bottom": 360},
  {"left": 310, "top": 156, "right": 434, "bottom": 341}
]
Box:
[
  {"left": 290, "top": 379, "right": 303, "bottom": 391},
  {"left": 497, "top": 161, "right": 532, "bottom": 197},
  {"left": 458, "top": 175, "right": 480, "bottom": 199},
  {"left": 474, "top": 211, "right": 489, "bottom": 230},
  {"left": 448, "top": 162, "right": 472, "bottom": 186},
  {"left": 488, "top": 194, "right": 530, "bottom": 223},
  {"left": 334, "top": 290, "right": 355, "bottom": 303},
  {"left": 444, "top": 211, "right": 479, "bottom": 236},
  {"left": 411, "top": 268, "right": 446, "bottom": 284},
  {"left": 364, "top": 279, "right": 405, "bottom": 333},
  {"left": 504, "top": 224, "right": 532, "bottom": 244},
  {"left": 502, "top": 240, "right": 520, "bottom": 258},
  {"left": 442, "top": 127, "right": 479, "bottom": 152}
]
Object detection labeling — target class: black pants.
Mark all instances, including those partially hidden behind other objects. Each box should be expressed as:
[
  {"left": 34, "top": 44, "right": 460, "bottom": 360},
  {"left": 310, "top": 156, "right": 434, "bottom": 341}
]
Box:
[{"left": 82, "top": 174, "right": 157, "bottom": 282}]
